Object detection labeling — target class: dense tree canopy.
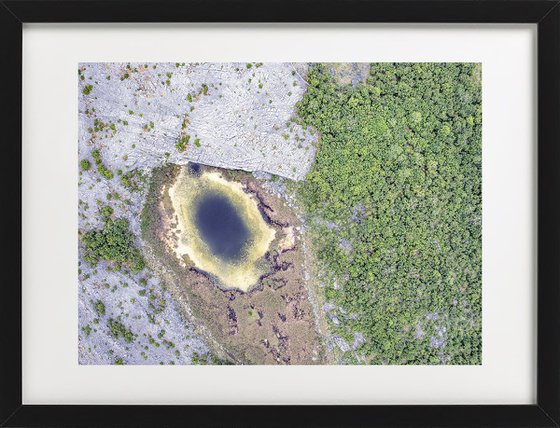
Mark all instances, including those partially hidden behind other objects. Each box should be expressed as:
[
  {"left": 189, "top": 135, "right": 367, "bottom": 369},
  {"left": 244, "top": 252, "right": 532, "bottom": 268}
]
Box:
[
  {"left": 297, "top": 63, "right": 482, "bottom": 364},
  {"left": 82, "top": 218, "right": 145, "bottom": 274}
]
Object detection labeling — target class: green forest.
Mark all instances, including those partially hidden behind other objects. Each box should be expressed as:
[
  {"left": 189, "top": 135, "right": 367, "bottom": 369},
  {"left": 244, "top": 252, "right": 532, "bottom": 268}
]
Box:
[{"left": 297, "top": 63, "right": 482, "bottom": 364}]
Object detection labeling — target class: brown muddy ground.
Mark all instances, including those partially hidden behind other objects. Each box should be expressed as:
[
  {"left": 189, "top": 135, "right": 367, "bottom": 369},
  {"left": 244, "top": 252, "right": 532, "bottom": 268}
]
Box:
[{"left": 141, "top": 165, "right": 325, "bottom": 364}]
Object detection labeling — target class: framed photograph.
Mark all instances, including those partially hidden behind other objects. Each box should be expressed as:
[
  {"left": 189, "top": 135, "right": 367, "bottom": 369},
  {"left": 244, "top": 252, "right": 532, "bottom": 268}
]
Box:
[{"left": 2, "top": 0, "right": 559, "bottom": 426}]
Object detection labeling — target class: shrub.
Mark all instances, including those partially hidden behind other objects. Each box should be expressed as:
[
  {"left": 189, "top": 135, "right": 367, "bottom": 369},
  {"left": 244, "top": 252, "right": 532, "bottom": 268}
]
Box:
[
  {"left": 94, "top": 300, "right": 106, "bottom": 316},
  {"left": 81, "top": 217, "right": 145, "bottom": 273},
  {"left": 80, "top": 159, "right": 91, "bottom": 171},
  {"left": 91, "top": 149, "right": 114, "bottom": 180},
  {"left": 99, "top": 205, "right": 113, "bottom": 221},
  {"left": 120, "top": 169, "right": 145, "bottom": 192},
  {"left": 107, "top": 319, "right": 134, "bottom": 343},
  {"left": 176, "top": 136, "right": 189, "bottom": 153}
]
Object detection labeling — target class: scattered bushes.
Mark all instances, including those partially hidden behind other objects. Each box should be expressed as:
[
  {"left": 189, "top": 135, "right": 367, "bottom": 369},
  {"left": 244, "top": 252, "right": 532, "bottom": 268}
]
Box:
[
  {"left": 91, "top": 149, "right": 114, "bottom": 180},
  {"left": 107, "top": 318, "right": 134, "bottom": 343},
  {"left": 120, "top": 169, "right": 145, "bottom": 192},
  {"left": 82, "top": 325, "right": 92, "bottom": 336}
]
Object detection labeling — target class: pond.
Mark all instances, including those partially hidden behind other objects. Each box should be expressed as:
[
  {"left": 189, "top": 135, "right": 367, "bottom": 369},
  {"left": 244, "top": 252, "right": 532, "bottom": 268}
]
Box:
[
  {"left": 195, "top": 193, "right": 250, "bottom": 262},
  {"left": 168, "top": 167, "right": 276, "bottom": 292}
]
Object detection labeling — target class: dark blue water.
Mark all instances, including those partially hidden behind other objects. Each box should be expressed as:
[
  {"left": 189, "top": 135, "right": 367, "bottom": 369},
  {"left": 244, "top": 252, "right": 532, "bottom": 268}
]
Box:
[
  {"left": 194, "top": 193, "right": 250, "bottom": 261},
  {"left": 188, "top": 162, "right": 202, "bottom": 176}
]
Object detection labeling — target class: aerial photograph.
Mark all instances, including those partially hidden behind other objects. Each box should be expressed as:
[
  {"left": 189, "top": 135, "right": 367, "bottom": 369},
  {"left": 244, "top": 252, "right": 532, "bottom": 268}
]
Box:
[{"left": 78, "top": 62, "right": 482, "bottom": 365}]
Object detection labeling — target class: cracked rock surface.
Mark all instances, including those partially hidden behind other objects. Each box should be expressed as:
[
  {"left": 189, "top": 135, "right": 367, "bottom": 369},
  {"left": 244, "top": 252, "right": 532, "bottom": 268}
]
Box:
[{"left": 79, "top": 62, "right": 317, "bottom": 181}]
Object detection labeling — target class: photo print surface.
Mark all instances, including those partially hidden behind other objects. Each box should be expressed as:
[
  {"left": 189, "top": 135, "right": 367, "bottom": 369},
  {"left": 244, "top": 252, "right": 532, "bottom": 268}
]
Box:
[{"left": 78, "top": 62, "right": 482, "bottom": 365}]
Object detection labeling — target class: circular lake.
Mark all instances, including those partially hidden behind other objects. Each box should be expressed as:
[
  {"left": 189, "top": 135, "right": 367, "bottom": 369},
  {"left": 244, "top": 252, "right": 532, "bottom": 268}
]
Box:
[{"left": 194, "top": 193, "right": 250, "bottom": 262}]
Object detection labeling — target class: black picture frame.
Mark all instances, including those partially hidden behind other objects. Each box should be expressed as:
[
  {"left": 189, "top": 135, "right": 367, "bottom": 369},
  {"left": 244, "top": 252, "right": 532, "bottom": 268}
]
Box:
[{"left": 1, "top": 1, "right": 558, "bottom": 427}]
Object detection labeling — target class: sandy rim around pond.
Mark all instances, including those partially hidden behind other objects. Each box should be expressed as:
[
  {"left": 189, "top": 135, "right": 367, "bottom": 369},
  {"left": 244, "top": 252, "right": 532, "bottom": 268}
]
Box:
[
  {"left": 169, "top": 168, "right": 276, "bottom": 292},
  {"left": 141, "top": 165, "right": 328, "bottom": 364}
]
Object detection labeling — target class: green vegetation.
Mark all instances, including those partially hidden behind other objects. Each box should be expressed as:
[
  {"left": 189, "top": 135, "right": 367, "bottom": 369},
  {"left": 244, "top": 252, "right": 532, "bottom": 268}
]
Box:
[
  {"left": 80, "top": 159, "right": 91, "bottom": 171},
  {"left": 297, "top": 63, "right": 482, "bottom": 364},
  {"left": 120, "top": 169, "right": 145, "bottom": 191},
  {"left": 82, "top": 84, "right": 93, "bottom": 95},
  {"left": 94, "top": 300, "right": 106, "bottom": 316},
  {"left": 99, "top": 205, "right": 113, "bottom": 221},
  {"left": 91, "top": 149, "right": 114, "bottom": 180},
  {"left": 191, "top": 351, "right": 233, "bottom": 365},
  {"left": 89, "top": 118, "right": 117, "bottom": 137},
  {"left": 107, "top": 318, "right": 135, "bottom": 343},
  {"left": 176, "top": 135, "right": 190, "bottom": 153},
  {"left": 82, "top": 325, "right": 92, "bottom": 336},
  {"left": 81, "top": 217, "right": 145, "bottom": 273}
]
